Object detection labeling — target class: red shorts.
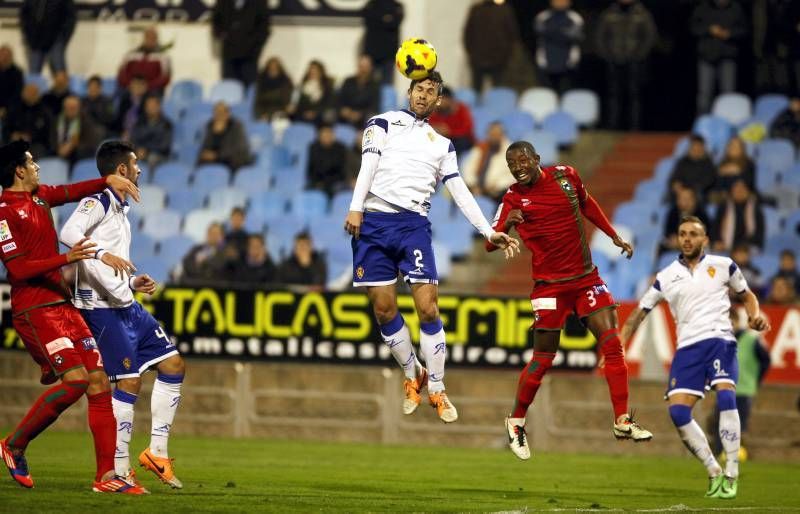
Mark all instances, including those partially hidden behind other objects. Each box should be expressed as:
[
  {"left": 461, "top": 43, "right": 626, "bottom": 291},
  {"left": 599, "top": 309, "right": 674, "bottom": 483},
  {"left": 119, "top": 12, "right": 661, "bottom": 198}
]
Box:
[
  {"left": 530, "top": 269, "right": 618, "bottom": 330},
  {"left": 13, "top": 303, "right": 103, "bottom": 380}
]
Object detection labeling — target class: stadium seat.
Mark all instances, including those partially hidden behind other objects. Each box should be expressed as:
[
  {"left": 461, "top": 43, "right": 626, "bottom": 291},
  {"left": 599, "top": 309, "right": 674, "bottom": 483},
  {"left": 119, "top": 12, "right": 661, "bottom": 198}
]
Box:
[
  {"left": 152, "top": 162, "right": 192, "bottom": 189},
  {"left": 271, "top": 165, "right": 306, "bottom": 194},
  {"left": 380, "top": 84, "right": 398, "bottom": 112},
  {"left": 102, "top": 76, "right": 118, "bottom": 97},
  {"left": 134, "top": 256, "right": 171, "bottom": 284},
  {"left": 474, "top": 195, "right": 498, "bottom": 222},
  {"left": 166, "top": 189, "right": 206, "bottom": 214},
  {"left": 653, "top": 156, "right": 677, "bottom": 185},
  {"left": 470, "top": 106, "right": 497, "bottom": 141},
  {"left": 169, "top": 79, "right": 204, "bottom": 110},
  {"left": 499, "top": 111, "right": 536, "bottom": 142},
  {"left": 38, "top": 157, "right": 69, "bottom": 185},
  {"left": 692, "top": 115, "right": 733, "bottom": 155},
  {"left": 265, "top": 216, "right": 306, "bottom": 248},
  {"left": 182, "top": 208, "right": 228, "bottom": 242},
  {"left": 290, "top": 190, "right": 329, "bottom": 223},
  {"left": 541, "top": 111, "right": 578, "bottom": 147},
  {"left": 454, "top": 87, "right": 477, "bottom": 108},
  {"left": 783, "top": 209, "right": 800, "bottom": 237},
  {"left": 330, "top": 190, "right": 353, "bottom": 219},
  {"left": 481, "top": 87, "right": 517, "bottom": 117},
  {"left": 763, "top": 205, "right": 783, "bottom": 239},
  {"left": 560, "top": 89, "right": 600, "bottom": 127},
  {"left": 432, "top": 217, "right": 474, "bottom": 258},
  {"left": 129, "top": 234, "right": 157, "bottom": 264},
  {"left": 751, "top": 253, "right": 779, "bottom": 280},
  {"left": 520, "top": 129, "right": 558, "bottom": 165},
  {"left": 155, "top": 234, "right": 195, "bottom": 271},
  {"left": 656, "top": 251, "right": 677, "bottom": 271},
  {"left": 281, "top": 122, "right": 316, "bottom": 149},
  {"left": 257, "top": 145, "right": 293, "bottom": 170},
  {"left": 756, "top": 138, "right": 795, "bottom": 179},
  {"left": 71, "top": 158, "right": 99, "bottom": 181},
  {"left": 232, "top": 164, "right": 271, "bottom": 193},
  {"left": 633, "top": 178, "right": 662, "bottom": 204},
  {"left": 248, "top": 190, "right": 290, "bottom": 221},
  {"left": 765, "top": 232, "right": 800, "bottom": 255},
  {"left": 247, "top": 120, "right": 274, "bottom": 152},
  {"left": 780, "top": 162, "right": 800, "bottom": 189},
  {"left": 711, "top": 93, "right": 752, "bottom": 126},
  {"left": 136, "top": 185, "right": 167, "bottom": 216},
  {"left": 427, "top": 194, "right": 452, "bottom": 226},
  {"left": 230, "top": 101, "right": 254, "bottom": 125},
  {"left": 69, "top": 75, "right": 86, "bottom": 97},
  {"left": 672, "top": 136, "right": 690, "bottom": 157},
  {"left": 591, "top": 224, "right": 633, "bottom": 261},
  {"left": 309, "top": 216, "right": 349, "bottom": 253},
  {"left": 192, "top": 163, "right": 231, "bottom": 191},
  {"left": 141, "top": 209, "right": 182, "bottom": 241},
  {"left": 333, "top": 123, "right": 358, "bottom": 146},
  {"left": 518, "top": 87, "right": 558, "bottom": 124},
  {"left": 754, "top": 94, "right": 789, "bottom": 126},
  {"left": 25, "top": 73, "right": 49, "bottom": 92},
  {"left": 612, "top": 201, "right": 658, "bottom": 230},
  {"left": 432, "top": 241, "right": 453, "bottom": 281},
  {"left": 207, "top": 186, "right": 248, "bottom": 213}
]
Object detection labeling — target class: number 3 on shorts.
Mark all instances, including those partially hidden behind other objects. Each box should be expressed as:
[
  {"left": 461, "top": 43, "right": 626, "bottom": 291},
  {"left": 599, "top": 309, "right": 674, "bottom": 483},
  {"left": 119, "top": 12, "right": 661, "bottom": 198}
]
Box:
[{"left": 585, "top": 290, "right": 596, "bottom": 307}]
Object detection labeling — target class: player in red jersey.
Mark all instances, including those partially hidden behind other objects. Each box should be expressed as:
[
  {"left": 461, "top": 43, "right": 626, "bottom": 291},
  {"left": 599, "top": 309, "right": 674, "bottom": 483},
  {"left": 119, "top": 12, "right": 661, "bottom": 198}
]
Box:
[
  {"left": 486, "top": 141, "right": 653, "bottom": 460},
  {"left": 0, "top": 141, "right": 147, "bottom": 494}
]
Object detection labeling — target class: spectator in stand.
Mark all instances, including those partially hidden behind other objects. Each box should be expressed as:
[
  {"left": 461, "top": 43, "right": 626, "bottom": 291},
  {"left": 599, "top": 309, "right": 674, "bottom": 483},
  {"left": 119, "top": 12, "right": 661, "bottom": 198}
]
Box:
[
  {"left": 428, "top": 86, "right": 475, "bottom": 154},
  {"left": 278, "top": 231, "right": 327, "bottom": 287},
  {"left": 198, "top": 101, "right": 252, "bottom": 171},
  {"left": 307, "top": 123, "right": 348, "bottom": 197},
  {"left": 712, "top": 135, "right": 755, "bottom": 202},
  {"left": 55, "top": 95, "right": 105, "bottom": 164},
  {"left": 712, "top": 178, "right": 765, "bottom": 252},
  {"left": 730, "top": 243, "right": 764, "bottom": 296},
  {"left": 288, "top": 60, "right": 336, "bottom": 125},
  {"left": 0, "top": 45, "right": 24, "bottom": 123},
  {"left": 2, "top": 83, "right": 54, "bottom": 158},
  {"left": 225, "top": 206, "right": 249, "bottom": 261},
  {"left": 130, "top": 94, "right": 173, "bottom": 169},
  {"left": 117, "top": 26, "right": 171, "bottom": 95},
  {"left": 770, "top": 97, "right": 800, "bottom": 149},
  {"left": 212, "top": 0, "right": 271, "bottom": 88},
  {"left": 82, "top": 75, "right": 116, "bottom": 135},
  {"left": 230, "top": 234, "right": 276, "bottom": 284},
  {"left": 362, "top": 0, "right": 404, "bottom": 85},
  {"left": 668, "top": 134, "right": 717, "bottom": 203},
  {"left": 753, "top": 0, "right": 796, "bottom": 94},
  {"left": 463, "top": 0, "right": 518, "bottom": 93},
  {"left": 659, "top": 185, "right": 711, "bottom": 256},
  {"left": 116, "top": 76, "right": 148, "bottom": 139},
  {"left": 337, "top": 55, "right": 381, "bottom": 128},
  {"left": 690, "top": 0, "right": 748, "bottom": 115},
  {"left": 20, "top": 0, "right": 76, "bottom": 74},
  {"left": 771, "top": 249, "right": 800, "bottom": 296},
  {"left": 788, "top": 3, "right": 800, "bottom": 94},
  {"left": 766, "top": 275, "right": 799, "bottom": 305},
  {"left": 41, "top": 70, "right": 72, "bottom": 118},
  {"left": 181, "top": 222, "right": 230, "bottom": 284},
  {"left": 462, "top": 121, "right": 513, "bottom": 202},
  {"left": 253, "top": 57, "right": 293, "bottom": 121},
  {"left": 595, "top": 0, "right": 657, "bottom": 130},
  {"left": 533, "top": 0, "right": 584, "bottom": 95}
]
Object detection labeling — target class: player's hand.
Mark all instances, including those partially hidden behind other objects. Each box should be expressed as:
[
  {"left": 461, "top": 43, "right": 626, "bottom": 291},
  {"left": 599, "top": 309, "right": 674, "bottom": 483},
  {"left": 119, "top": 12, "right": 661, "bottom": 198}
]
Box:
[
  {"left": 747, "top": 314, "right": 770, "bottom": 332},
  {"left": 504, "top": 209, "right": 524, "bottom": 231},
  {"left": 65, "top": 237, "right": 97, "bottom": 263},
  {"left": 132, "top": 274, "right": 157, "bottom": 295},
  {"left": 106, "top": 175, "right": 140, "bottom": 203},
  {"left": 489, "top": 232, "right": 520, "bottom": 259},
  {"left": 344, "top": 211, "right": 363, "bottom": 239},
  {"left": 101, "top": 252, "right": 137, "bottom": 277},
  {"left": 612, "top": 235, "right": 634, "bottom": 260}
]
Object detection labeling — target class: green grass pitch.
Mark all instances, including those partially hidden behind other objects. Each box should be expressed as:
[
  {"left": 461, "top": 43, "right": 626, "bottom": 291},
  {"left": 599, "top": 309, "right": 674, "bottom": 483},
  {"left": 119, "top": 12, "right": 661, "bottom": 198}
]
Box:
[{"left": 0, "top": 431, "right": 798, "bottom": 513}]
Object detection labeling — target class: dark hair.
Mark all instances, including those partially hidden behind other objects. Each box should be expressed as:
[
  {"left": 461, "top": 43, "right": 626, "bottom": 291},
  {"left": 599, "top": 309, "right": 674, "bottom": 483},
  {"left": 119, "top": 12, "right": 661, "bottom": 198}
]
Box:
[
  {"left": 732, "top": 243, "right": 751, "bottom": 254},
  {"left": 88, "top": 75, "right": 102, "bottom": 86},
  {"left": 0, "top": 141, "right": 31, "bottom": 189},
  {"left": 409, "top": 70, "right": 444, "bottom": 96},
  {"left": 295, "top": 230, "right": 311, "bottom": 242},
  {"left": 441, "top": 85, "right": 453, "bottom": 98},
  {"left": 95, "top": 140, "right": 136, "bottom": 177},
  {"left": 231, "top": 206, "right": 245, "bottom": 217},
  {"left": 679, "top": 215, "right": 707, "bottom": 233},
  {"left": 689, "top": 133, "right": 706, "bottom": 145},
  {"left": 507, "top": 140, "right": 537, "bottom": 156},
  {"left": 780, "top": 249, "right": 796, "bottom": 259}
]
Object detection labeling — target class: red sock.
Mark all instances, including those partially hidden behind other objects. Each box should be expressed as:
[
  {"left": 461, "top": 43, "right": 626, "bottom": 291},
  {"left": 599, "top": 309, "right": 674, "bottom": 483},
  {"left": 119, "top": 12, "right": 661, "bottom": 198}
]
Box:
[
  {"left": 87, "top": 390, "right": 116, "bottom": 481},
  {"left": 7, "top": 380, "right": 88, "bottom": 450},
  {"left": 511, "top": 352, "right": 555, "bottom": 418},
  {"left": 599, "top": 328, "right": 629, "bottom": 420}
]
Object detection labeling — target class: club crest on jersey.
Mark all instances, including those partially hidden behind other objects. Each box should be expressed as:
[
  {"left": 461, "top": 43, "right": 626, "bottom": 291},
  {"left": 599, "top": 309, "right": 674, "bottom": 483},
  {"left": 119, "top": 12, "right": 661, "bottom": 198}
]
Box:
[
  {"left": 33, "top": 197, "right": 46, "bottom": 206},
  {"left": 559, "top": 179, "right": 573, "bottom": 192},
  {"left": 79, "top": 199, "right": 97, "bottom": 214},
  {"left": 707, "top": 266, "right": 716, "bottom": 278},
  {"left": 671, "top": 377, "right": 676, "bottom": 388},
  {"left": 356, "top": 266, "right": 365, "bottom": 279},
  {"left": 0, "top": 220, "right": 11, "bottom": 241},
  {"left": 123, "top": 358, "right": 132, "bottom": 370},
  {"left": 427, "top": 132, "right": 435, "bottom": 142}
]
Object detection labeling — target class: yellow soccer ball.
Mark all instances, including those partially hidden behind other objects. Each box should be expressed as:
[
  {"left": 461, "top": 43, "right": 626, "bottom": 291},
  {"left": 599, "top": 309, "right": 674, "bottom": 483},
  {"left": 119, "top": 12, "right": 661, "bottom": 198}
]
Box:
[{"left": 395, "top": 38, "right": 438, "bottom": 80}]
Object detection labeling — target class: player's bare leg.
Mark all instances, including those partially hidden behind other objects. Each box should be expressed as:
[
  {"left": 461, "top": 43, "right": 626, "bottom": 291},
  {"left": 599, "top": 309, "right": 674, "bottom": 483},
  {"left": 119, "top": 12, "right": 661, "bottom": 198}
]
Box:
[
  {"left": 507, "top": 329, "right": 559, "bottom": 460},
  {"left": 139, "top": 354, "right": 185, "bottom": 489},
  {"left": 411, "top": 283, "right": 456, "bottom": 423},
  {"left": 367, "top": 284, "right": 426, "bottom": 415},
  {"left": 586, "top": 308, "right": 652, "bottom": 442}
]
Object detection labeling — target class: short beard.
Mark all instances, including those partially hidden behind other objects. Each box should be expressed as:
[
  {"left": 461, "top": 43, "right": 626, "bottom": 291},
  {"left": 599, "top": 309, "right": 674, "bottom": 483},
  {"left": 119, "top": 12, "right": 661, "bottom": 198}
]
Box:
[{"left": 682, "top": 246, "right": 702, "bottom": 260}]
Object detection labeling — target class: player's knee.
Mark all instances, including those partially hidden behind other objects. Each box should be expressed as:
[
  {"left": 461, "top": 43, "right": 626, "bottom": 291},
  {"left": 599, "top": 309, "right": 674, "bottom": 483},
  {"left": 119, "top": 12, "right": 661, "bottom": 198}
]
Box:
[
  {"left": 373, "top": 304, "right": 398, "bottom": 325},
  {"left": 117, "top": 377, "right": 142, "bottom": 395},
  {"left": 86, "top": 370, "right": 111, "bottom": 395},
  {"left": 160, "top": 355, "right": 185, "bottom": 376},
  {"left": 416, "top": 303, "right": 439, "bottom": 324},
  {"left": 62, "top": 366, "right": 90, "bottom": 384},
  {"left": 668, "top": 404, "right": 692, "bottom": 427}
]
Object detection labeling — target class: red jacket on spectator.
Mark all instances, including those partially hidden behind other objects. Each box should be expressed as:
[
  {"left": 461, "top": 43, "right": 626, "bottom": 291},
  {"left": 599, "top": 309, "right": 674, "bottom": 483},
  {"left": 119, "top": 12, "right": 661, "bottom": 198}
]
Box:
[
  {"left": 117, "top": 35, "right": 171, "bottom": 93},
  {"left": 428, "top": 101, "right": 474, "bottom": 144}
]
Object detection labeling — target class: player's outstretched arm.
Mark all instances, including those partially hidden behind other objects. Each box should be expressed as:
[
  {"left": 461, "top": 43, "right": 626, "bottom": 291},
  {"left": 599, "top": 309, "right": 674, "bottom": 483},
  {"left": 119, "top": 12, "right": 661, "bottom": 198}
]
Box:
[
  {"left": 3, "top": 237, "right": 96, "bottom": 281},
  {"left": 581, "top": 194, "right": 633, "bottom": 259},
  {"left": 738, "top": 289, "right": 771, "bottom": 332},
  {"left": 488, "top": 232, "right": 520, "bottom": 259},
  {"left": 620, "top": 307, "right": 648, "bottom": 343}
]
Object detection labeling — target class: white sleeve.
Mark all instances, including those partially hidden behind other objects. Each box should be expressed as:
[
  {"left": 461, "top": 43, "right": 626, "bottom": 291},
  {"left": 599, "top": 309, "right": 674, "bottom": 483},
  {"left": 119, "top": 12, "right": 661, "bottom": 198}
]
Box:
[
  {"left": 349, "top": 117, "right": 387, "bottom": 212},
  {"left": 727, "top": 260, "right": 749, "bottom": 294},
  {"left": 59, "top": 196, "right": 109, "bottom": 260},
  {"left": 444, "top": 175, "right": 494, "bottom": 239},
  {"left": 638, "top": 277, "right": 665, "bottom": 311}
]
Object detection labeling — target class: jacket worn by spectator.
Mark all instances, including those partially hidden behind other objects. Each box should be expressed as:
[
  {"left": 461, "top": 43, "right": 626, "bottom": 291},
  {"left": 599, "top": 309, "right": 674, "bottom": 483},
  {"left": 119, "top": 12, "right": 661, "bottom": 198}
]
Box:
[
  {"left": 198, "top": 117, "right": 252, "bottom": 170},
  {"left": 690, "top": 0, "right": 748, "bottom": 63},
  {"left": 463, "top": 0, "right": 518, "bottom": 71},
  {"left": 212, "top": 0, "right": 270, "bottom": 60},
  {"left": 118, "top": 45, "right": 171, "bottom": 93},
  {"left": 20, "top": 0, "right": 76, "bottom": 52},
  {"left": 595, "top": 2, "right": 657, "bottom": 65},
  {"left": 131, "top": 115, "right": 173, "bottom": 162},
  {"left": 534, "top": 6, "right": 584, "bottom": 74}
]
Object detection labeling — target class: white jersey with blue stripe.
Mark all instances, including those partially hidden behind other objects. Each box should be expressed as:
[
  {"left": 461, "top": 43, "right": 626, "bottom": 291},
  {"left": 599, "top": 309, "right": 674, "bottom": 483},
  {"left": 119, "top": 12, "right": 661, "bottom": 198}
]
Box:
[
  {"left": 638, "top": 253, "right": 749, "bottom": 349},
  {"left": 355, "top": 109, "right": 459, "bottom": 215},
  {"left": 59, "top": 188, "right": 134, "bottom": 309}
]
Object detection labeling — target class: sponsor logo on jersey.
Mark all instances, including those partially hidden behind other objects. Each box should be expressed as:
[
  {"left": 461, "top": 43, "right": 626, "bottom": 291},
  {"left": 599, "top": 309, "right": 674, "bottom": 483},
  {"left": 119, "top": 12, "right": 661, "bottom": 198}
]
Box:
[
  {"left": 356, "top": 266, "right": 365, "bottom": 279},
  {"left": 45, "top": 337, "right": 74, "bottom": 355},
  {"left": 591, "top": 284, "right": 610, "bottom": 296},
  {"left": 521, "top": 198, "right": 531, "bottom": 207},
  {"left": 707, "top": 266, "right": 716, "bottom": 278},
  {"left": 2, "top": 242, "right": 16, "bottom": 253},
  {"left": 391, "top": 120, "right": 406, "bottom": 126},
  {"left": 17, "top": 209, "right": 27, "bottom": 219},
  {"left": 80, "top": 337, "right": 98, "bottom": 350},
  {"left": 0, "top": 219, "right": 12, "bottom": 241},
  {"left": 531, "top": 297, "right": 557, "bottom": 311},
  {"left": 79, "top": 199, "right": 97, "bottom": 214},
  {"left": 123, "top": 357, "right": 132, "bottom": 370}
]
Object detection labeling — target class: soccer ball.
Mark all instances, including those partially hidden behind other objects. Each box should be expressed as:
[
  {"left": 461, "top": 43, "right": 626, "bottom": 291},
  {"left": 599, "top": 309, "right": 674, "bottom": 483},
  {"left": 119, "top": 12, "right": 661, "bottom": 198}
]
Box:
[{"left": 395, "top": 38, "right": 438, "bottom": 80}]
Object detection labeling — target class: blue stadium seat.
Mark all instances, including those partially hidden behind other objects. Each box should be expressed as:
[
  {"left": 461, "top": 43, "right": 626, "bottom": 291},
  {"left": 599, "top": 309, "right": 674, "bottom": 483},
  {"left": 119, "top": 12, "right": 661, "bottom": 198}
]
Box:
[
  {"left": 136, "top": 185, "right": 166, "bottom": 216},
  {"left": 134, "top": 256, "right": 171, "bottom": 284},
  {"left": 330, "top": 190, "right": 353, "bottom": 219},
  {"left": 653, "top": 156, "right": 677, "bottom": 185},
  {"left": 765, "top": 232, "right": 800, "bottom": 255},
  {"left": 612, "top": 201, "right": 658, "bottom": 230},
  {"left": 633, "top": 178, "right": 662, "bottom": 203},
  {"left": 102, "top": 76, "right": 118, "bottom": 98},
  {"left": 656, "top": 251, "right": 677, "bottom": 271},
  {"left": 518, "top": 87, "right": 558, "bottom": 124},
  {"left": 246, "top": 120, "right": 273, "bottom": 152},
  {"left": 129, "top": 233, "right": 157, "bottom": 264},
  {"left": 541, "top": 111, "right": 578, "bottom": 147},
  {"left": 230, "top": 101, "right": 253, "bottom": 125},
  {"left": 207, "top": 186, "right": 248, "bottom": 213},
  {"left": 38, "top": 157, "right": 69, "bottom": 185},
  {"left": 473, "top": 195, "right": 498, "bottom": 222},
  {"left": 763, "top": 206, "right": 782, "bottom": 239},
  {"left": 271, "top": 165, "right": 306, "bottom": 194},
  {"left": 25, "top": 73, "right": 49, "bottom": 92},
  {"left": 520, "top": 129, "right": 558, "bottom": 165},
  {"left": 248, "top": 190, "right": 290, "bottom": 221},
  {"left": 427, "top": 194, "right": 452, "bottom": 226},
  {"left": 166, "top": 189, "right": 206, "bottom": 214},
  {"left": 141, "top": 210, "right": 182, "bottom": 241},
  {"left": 499, "top": 111, "right": 536, "bottom": 142},
  {"left": 711, "top": 93, "right": 752, "bottom": 126},
  {"left": 169, "top": 79, "right": 204, "bottom": 109},
  {"left": 182, "top": 208, "right": 228, "bottom": 242},
  {"left": 751, "top": 253, "right": 780, "bottom": 280},
  {"left": 780, "top": 163, "right": 800, "bottom": 189},
  {"left": 310, "top": 216, "right": 349, "bottom": 254},
  {"left": 192, "top": 163, "right": 231, "bottom": 196},
  {"left": 155, "top": 234, "right": 196, "bottom": 272},
  {"left": 432, "top": 241, "right": 453, "bottom": 281},
  {"left": 432, "top": 217, "right": 474, "bottom": 258},
  {"left": 470, "top": 106, "right": 497, "bottom": 141},
  {"left": 560, "top": 89, "right": 599, "bottom": 127},
  {"left": 673, "top": 136, "right": 690, "bottom": 157},
  {"left": 265, "top": 216, "right": 306, "bottom": 248},
  {"left": 71, "top": 159, "right": 99, "bottom": 182},
  {"left": 232, "top": 164, "right": 271, "bottom": 193},
  {"left": 454, "top": 87, "right": 477, "bottom": 108},
  {"left": 692, "top": 115, "right": 733, "bottom": 155},
  {"left": 481, "top": 87, "right": 517, "bottom": 117},
  {"left": 756, "top": 138, "right": 795, "bottom": 178},
  {"left": 333, "top": 123, "right": 358, "bottom": 146},
  {"left": 290, "top": 190, "right": 329, "bottom": 223},
  {"left": 69, "top": 75, "right": 86, "bottom": 97},
  {"left": 257, "top": 145, "right": 293, "bottom": 170},
  {"left": 783, "top": 209, "right": 800, "bottom": 237},
  {"left": 380, "top": 84, "right": 398, "bottom": 112},
  {"left": 282, "top": 122, "right": 316, "bottom": 148},
  {"left": 152, "top": 162, "right": 192, "bottom": 189},
  {"left": 754, "top": 94, "right": 789, "bottom": 126}
]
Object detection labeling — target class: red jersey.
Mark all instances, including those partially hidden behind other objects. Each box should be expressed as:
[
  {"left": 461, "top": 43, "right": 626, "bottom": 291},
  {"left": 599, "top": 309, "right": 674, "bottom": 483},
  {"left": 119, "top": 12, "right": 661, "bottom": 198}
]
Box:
[
  {"left": 0, "top": 178, "right": 107, "bottom": 315},
  {"left": 487, "top": 165, "right": 617, "bottom": 283}
]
